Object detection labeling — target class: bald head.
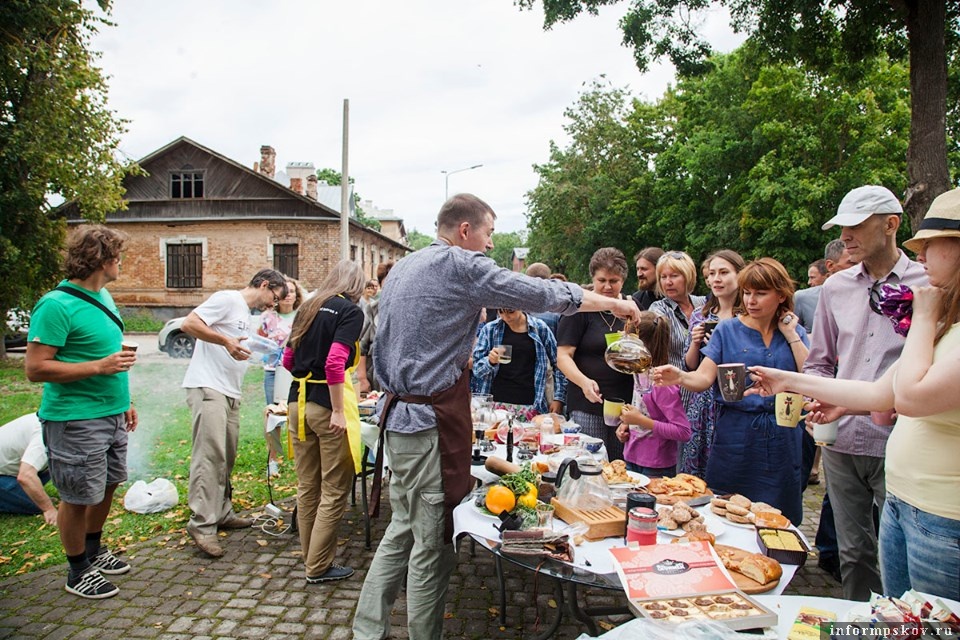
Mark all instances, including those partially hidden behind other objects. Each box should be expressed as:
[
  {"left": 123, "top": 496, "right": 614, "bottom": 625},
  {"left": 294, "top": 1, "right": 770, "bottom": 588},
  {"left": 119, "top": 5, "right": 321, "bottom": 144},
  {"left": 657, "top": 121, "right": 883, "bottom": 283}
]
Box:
[{"left": 525, "top": 262, "right": 551, "bottom": 279}]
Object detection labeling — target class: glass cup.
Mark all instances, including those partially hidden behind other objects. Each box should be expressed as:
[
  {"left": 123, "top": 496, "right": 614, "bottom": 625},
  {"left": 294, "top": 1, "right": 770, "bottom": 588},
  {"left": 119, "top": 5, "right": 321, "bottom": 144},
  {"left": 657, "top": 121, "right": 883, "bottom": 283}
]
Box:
[
  {"left": 497, "top": 344, "right": 513, "bottom": 364},
  {"left": 536, "top": 503, "right": 555, "bottom": 530}
]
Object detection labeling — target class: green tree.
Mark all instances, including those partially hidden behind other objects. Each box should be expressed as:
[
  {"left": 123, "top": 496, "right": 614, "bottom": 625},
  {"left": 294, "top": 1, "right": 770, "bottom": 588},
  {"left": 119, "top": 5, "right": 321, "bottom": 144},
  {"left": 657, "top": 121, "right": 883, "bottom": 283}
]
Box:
[
  {"left": 0, "top": 0, "right": 133, "bottom": 355},
  {"left": 405, "top": 229, "right": 434, "bottom": 251},
  {"left": 487, "top": 231, "right": 527, "bottom": 269},
  {"left": 516, "top": 0, "right": 958, "bottom": 228},
  {"left": 314, "top": 168, "right": 381, "bottom": 231},
  {"left": 525, "top": 80, "right": 657, "bottom": 283}
]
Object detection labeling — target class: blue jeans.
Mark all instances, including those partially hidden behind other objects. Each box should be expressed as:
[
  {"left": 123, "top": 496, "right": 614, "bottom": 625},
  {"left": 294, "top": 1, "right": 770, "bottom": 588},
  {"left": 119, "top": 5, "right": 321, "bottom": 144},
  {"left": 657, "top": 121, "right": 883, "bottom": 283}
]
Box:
[
  {"left": 879, "top": 493, "right": 960, "bottom": 600},
  {"left": 264, "top": 369, "right": 276, "bottom": 405},
  {"left": 0, "top": 470, "right": 50, "bottom": 514}
]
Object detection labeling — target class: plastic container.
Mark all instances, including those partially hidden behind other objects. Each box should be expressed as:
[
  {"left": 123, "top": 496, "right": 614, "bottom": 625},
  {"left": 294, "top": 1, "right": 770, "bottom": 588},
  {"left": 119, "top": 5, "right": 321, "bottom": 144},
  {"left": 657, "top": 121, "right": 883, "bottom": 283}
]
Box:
[
  {"left": 756, "top": 526, "right": 810, "bottom": 566},
  {"left": 539, "top": 417, "right": 555, "bottom": 454},
  {"left": 626, "top": 507, "right": 658, "bottom": 545},
  {"left": 245, "top": 334, "right": 281, "bottom": 355}
]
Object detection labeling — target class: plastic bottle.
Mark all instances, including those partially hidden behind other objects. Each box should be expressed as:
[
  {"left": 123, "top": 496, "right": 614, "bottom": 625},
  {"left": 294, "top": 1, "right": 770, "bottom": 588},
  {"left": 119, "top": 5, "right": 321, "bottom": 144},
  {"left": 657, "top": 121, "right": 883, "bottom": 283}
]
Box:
[{"left": 539, "top": 416, "right": 554, "bottom": 455}]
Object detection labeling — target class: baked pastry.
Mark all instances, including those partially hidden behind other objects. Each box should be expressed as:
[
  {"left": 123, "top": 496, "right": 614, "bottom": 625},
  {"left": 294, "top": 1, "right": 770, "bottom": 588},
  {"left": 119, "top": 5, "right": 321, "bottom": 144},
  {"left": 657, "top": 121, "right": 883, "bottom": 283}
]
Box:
[
  {"left": 725, "top": 503, "right": 751, "bottom": 517},
  {"left": 750, "top": 501, "right": 780, "bottom": 514},
  {"left": 710, "top": 505, "right": 728, "bottom": 517},
  {"left": 729, "top": 494, "right": 752, "bottom": 508},
  {"left": 726, "top": 512, "right": 753, "bottom": 525},
  {"left": 711, "top": 497, "right": 729, "bottom": 509},
  {"left": 675, "top": 473, "right": 708, "bottom": 494},
  {"left": 601, "top": 460, "right": 631, "bottom": 484},
  {"left": 753, "top": 511, "right": 791, "bottom": 529},
  {"left": 682, "top": 520, "right": 708, "bottom": 533},
  {"left": 659, "top": 516, "right": 679, "bottom": 530},
  {"left": 737, "top": 553, "right": 783, "bottom": 585}
]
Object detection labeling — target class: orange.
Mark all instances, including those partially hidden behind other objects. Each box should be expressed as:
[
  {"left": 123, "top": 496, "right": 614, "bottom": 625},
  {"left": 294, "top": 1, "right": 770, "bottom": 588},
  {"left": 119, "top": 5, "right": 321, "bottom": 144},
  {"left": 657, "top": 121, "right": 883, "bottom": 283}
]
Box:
[{"left": 485, "top": 485, "right": 517, "bottom": 515}]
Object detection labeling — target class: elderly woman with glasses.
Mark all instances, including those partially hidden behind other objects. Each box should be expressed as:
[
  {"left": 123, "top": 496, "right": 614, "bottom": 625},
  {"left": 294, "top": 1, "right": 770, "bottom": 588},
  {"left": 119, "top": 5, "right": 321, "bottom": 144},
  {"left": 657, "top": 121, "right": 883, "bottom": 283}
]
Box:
[
  {"left": 556, "top": 248, "right": 634, "bottom": 460},
  {"left": 471, "top": 308, "right": 566, "bottom": 420}
]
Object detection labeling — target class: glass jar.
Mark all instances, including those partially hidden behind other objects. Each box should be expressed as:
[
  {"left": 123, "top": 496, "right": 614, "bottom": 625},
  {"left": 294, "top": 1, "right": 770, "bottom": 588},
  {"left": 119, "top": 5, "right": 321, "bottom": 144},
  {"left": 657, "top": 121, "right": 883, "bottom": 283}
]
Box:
[{"left": 627, "top": 507, "right": 659, "bottom": 546}]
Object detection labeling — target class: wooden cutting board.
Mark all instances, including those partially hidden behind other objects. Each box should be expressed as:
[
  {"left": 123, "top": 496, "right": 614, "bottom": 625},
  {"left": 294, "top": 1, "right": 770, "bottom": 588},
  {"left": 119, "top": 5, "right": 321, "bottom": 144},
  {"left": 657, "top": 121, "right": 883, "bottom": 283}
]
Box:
[
  {"left": 714, "top": 544, "right": 781, "bottom": 594},
  {"left": 551, "top": 498, "right": 626, "bottom": 540}
]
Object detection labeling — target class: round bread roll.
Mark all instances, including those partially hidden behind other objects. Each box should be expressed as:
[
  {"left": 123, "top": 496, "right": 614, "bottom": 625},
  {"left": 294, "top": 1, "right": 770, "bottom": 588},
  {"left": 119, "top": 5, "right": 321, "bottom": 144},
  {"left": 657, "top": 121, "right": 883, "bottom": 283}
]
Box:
[
  {"left": 710, "top": 505, "right": 728, "bottom": 517},
  {"left": 729, "top": 494, "right": 753, "bottom": 508},
  {"left": 750, "top": 502, "right": 781, "bottom": 515},
  {"left": 726, "top": 512, "right": 753, "bottom": 525},
  {"left": 725, "top": 503, "right": 751, "bottom": 517},
  {"left": 671, "top": 508, "right": 693, "bottom": 524},
  {"left": 660, "top": 516, "right": 679, "bottom": 530},
  {"left": 711, "top": 497, "right": 729, "bottom": 509}
]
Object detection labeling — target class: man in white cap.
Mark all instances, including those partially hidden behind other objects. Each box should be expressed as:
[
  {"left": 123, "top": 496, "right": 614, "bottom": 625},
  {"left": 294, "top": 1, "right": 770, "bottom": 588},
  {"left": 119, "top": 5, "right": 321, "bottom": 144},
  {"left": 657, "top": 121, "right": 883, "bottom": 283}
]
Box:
[{"left": 803, "top": 185, "right": 928, "bottom": 601}]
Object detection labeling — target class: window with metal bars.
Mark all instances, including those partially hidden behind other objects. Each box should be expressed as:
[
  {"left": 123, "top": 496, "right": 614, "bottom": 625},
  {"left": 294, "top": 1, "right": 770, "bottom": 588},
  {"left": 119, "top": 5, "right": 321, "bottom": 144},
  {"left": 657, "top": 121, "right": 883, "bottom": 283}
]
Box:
[
  {"left": 273, "top": 244, "right": 299, "bottom": 279},
  {"left": 166, "top": 243, "right": 202, "bottom": 288}
]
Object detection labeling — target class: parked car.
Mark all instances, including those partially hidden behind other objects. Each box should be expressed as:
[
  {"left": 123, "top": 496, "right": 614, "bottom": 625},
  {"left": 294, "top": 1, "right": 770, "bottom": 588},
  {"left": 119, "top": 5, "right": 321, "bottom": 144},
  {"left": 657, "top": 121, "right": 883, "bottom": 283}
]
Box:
[
  {"left": 5, "top": 309, "right": 29, "bottom": 350},
  {"left": 158, "top": 316, "right": 195, "bottom": 358}
]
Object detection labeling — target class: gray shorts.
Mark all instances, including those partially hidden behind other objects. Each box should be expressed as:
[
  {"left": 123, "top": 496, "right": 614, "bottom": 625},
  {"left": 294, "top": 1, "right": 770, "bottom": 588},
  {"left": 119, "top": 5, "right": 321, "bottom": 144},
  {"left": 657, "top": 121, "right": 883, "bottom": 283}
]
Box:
[{"left": 41, "top": 414, "right": 128, "bottom": 505}]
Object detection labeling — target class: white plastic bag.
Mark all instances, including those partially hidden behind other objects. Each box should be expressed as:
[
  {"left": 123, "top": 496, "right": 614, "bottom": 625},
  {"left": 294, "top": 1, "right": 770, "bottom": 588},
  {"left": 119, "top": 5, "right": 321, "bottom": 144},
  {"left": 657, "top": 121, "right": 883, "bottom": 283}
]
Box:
[{"left": 123, "top": 478, "right": 179, "bottom": 514}]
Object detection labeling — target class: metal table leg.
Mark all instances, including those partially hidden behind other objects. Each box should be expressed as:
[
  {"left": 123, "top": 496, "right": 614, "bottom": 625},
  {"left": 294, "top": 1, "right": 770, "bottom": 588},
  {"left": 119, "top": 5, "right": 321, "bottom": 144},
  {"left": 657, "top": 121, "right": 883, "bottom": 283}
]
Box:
[
  {"left": 566, "top": 581, "right": 598, "bottom": 637},
  {"left": 529, "top": 577, "right": 565, "bottom": 640},
  {"left": 495, "top": 555, "right": 507, "bottom": 625}
]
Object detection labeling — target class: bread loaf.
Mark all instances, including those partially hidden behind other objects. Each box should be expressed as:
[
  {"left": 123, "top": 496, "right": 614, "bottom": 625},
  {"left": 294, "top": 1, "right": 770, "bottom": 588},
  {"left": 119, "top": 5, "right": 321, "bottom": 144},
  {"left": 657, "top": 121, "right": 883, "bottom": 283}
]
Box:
[
  {"left": 484, "top": 456, "right": 522, "bottom": 477},
  {"left": 736, "top": 554, "right": 782, "bottom": 585}
]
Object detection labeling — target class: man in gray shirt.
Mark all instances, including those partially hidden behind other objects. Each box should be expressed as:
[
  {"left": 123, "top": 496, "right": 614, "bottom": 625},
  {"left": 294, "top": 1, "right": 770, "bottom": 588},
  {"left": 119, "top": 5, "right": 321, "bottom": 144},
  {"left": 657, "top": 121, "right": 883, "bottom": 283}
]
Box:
[{"left": 353, "top": 194, "right": 640, "bottom": 640}]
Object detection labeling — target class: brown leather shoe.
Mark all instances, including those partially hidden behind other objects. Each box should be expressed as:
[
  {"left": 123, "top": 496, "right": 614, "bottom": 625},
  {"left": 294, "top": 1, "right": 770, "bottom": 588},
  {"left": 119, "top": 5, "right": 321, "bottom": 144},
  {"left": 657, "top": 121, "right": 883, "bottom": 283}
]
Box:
[
  {"left": 189, "top": 529, "right": 225, "bottom": 558},
  {"left": 218, "top": 516, "right": 253, "bottom": 530}
]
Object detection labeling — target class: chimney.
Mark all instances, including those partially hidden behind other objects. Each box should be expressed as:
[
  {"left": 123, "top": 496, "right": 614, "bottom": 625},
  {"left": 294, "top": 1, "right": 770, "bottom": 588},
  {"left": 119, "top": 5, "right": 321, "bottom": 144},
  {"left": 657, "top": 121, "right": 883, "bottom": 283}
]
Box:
[
  {"left": 259, "top": 145, "right": 276, "bottom": 179},
  {"left": 289, "top": 177, "right": 303, "bottom": 194},
  {"left": 305, "top": 174, "right": 318, "bottom": 200}
]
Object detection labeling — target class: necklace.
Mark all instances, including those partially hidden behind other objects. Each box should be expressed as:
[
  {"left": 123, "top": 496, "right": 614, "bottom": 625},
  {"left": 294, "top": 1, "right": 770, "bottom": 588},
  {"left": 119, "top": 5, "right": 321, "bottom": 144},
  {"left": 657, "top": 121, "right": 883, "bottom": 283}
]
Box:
[{"left": 598, "top": 310, "right": 618, "bottom": 333}]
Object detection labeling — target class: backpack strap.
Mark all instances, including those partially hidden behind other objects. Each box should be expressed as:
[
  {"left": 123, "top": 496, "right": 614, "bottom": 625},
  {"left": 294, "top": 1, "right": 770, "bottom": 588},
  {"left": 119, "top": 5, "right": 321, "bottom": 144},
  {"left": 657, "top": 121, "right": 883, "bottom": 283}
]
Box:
[{"left": 54, "top": 286, "right": 124, "bottom": 332}]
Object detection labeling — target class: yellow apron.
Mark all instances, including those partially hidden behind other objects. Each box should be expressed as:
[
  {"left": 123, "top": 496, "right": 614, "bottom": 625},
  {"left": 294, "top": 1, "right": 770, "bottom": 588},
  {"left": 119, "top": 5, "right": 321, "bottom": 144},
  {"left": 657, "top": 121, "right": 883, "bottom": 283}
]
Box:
[{"left": 290, "top": 343, "right": 363, "bottom": 474}]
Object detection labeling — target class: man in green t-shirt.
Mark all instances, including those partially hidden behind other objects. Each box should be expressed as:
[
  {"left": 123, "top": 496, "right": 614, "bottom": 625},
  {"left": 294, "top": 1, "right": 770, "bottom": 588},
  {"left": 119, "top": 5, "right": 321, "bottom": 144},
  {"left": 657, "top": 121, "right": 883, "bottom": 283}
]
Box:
[{"left": 25, "top": 225, "right": 138, "bottom": 600}]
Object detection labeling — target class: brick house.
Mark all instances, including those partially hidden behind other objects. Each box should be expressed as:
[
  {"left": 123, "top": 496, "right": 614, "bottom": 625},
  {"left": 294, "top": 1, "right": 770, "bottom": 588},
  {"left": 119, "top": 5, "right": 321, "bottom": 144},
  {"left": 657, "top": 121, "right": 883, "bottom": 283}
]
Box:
[
  {"left": 511, "top": 248, "right": 529, "bottom": 272},
  {"left": 64, "top": 136, "right": 411, "bottom": 319}
]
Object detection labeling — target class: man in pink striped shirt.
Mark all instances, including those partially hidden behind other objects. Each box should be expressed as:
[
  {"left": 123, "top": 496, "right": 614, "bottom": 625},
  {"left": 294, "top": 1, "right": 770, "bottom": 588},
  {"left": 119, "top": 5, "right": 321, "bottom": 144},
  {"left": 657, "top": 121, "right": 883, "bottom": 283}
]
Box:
[{"left": 804, "top": 185, "right": 928, "bottom": 601}]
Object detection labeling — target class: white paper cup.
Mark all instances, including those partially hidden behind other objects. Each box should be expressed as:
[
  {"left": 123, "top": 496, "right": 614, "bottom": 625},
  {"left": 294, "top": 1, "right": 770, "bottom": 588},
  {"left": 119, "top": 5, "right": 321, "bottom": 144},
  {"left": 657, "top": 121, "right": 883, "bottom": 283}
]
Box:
[{"left": 121, "top": 341, "right": 139, "bottom": 352}]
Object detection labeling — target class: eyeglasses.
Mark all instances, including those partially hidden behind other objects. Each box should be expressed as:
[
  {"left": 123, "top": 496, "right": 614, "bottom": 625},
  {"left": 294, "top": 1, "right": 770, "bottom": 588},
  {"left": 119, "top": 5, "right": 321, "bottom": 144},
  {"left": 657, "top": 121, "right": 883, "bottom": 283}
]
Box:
[
  {"left": 658, "top": 251, "right": 688, "bottom": 263},
  {"left": 868, "top": 282, "right": 883, "bottom": 315}
]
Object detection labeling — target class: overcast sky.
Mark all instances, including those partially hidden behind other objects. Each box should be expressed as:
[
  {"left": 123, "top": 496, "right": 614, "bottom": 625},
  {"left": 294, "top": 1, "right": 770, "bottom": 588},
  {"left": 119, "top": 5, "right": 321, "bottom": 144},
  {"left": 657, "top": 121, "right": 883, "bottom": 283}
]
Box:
[{"left": 92, "top": 1, "right": 743, "bottom": 235}]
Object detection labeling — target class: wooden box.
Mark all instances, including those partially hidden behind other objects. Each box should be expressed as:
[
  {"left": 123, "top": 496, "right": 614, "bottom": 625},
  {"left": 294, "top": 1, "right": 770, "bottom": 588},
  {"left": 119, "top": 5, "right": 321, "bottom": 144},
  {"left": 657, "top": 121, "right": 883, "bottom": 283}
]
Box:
[{"left": 551, "top": 497, "right": 625, "bottom": 540}]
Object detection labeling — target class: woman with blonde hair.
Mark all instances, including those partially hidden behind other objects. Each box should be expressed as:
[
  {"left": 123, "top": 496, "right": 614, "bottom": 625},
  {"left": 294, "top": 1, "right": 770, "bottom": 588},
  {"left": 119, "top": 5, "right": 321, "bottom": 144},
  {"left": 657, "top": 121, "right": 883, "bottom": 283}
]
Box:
[
  {"left": 284, "top": 260, "right": 366, "bottom": 584},
  {"left": 655, "top": 258, "right": 809, "bottom": 524},
  {"left": 649, "top": 251, "right": 706, "bottom": 370}
]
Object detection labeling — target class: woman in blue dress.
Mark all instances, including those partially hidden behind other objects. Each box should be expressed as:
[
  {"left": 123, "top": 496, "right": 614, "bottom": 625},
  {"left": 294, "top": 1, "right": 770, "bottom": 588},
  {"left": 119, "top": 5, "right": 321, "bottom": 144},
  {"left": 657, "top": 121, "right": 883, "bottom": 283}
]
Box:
[{"left": 654, "top": 258, "right": 809, "bottom": 524}]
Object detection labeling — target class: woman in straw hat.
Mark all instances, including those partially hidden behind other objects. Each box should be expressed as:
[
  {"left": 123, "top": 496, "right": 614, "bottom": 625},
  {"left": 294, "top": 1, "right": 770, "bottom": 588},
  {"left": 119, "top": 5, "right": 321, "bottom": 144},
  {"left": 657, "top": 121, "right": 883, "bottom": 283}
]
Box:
[{"left": 746, "top": 187, "right": 960, "bottom": 601}]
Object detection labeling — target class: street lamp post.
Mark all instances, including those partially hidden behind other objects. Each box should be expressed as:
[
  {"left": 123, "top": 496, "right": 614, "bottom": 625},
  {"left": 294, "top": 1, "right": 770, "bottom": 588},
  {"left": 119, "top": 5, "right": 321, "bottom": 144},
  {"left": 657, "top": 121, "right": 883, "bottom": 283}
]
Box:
[{"left": 441, "top": 164, "right": 483, "bottom": 200}]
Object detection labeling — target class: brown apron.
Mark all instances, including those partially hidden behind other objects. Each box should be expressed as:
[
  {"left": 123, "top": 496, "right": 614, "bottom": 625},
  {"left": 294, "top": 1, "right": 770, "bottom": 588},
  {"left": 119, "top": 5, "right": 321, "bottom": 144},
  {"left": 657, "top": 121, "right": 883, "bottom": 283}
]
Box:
[{"left": 369, "top": 368, "right": 473, "bottom": 543}]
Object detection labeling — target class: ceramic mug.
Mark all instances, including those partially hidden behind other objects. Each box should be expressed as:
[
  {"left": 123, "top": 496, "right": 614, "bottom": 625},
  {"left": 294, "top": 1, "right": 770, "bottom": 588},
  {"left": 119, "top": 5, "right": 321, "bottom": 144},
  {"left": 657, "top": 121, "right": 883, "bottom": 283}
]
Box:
[
  {"left": 775, "top": 392, "right": 806, "bottom": 427},
  {"left": 602, "top": 397, "right": 625, "bottom": 427},
  {"left": 717, "top": 363, "right": 749, "bottom": 402},
  {"left": 812, "top": 419, "right": 839, "bottom": 446}
]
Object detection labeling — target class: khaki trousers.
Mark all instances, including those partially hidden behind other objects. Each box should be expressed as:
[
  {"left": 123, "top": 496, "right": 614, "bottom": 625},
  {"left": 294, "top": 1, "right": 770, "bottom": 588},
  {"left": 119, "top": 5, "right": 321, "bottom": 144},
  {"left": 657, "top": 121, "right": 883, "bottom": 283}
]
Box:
[
  {"left": 186, "top": 387, "right": 241, "bottom": 535},
  {"left": 353, "top": 428, "right": 457, "bottom": 640},
  {"left": 291, "top": 401, "right": 354, "bottom": 578}
]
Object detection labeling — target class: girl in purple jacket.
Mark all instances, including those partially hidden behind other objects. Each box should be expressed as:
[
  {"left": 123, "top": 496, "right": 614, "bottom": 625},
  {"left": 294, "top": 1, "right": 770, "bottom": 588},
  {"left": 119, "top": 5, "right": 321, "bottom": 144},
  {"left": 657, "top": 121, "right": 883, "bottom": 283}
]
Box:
[{"left": 615, "top": 311, "right": 691, "bottom": 477}]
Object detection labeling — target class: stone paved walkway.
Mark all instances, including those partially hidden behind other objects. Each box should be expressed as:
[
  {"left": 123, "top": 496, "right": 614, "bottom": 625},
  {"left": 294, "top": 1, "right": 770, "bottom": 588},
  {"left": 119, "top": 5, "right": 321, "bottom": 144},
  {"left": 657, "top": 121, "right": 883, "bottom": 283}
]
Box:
[{"left": 0, "top": 478, "right": 842, "bottom": 640}]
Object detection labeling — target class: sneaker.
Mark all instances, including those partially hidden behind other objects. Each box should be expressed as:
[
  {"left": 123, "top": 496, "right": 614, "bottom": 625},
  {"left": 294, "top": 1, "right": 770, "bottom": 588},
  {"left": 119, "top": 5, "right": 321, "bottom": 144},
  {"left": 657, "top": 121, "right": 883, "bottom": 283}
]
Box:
[
  {"left": 65, "top": 567, "right": 119, "bottom": 599},
  {"left": 90, "top": 548, "right": 130, "bottom": 575},
  {"left": 306, "top": 563, "right": 354, "bottom": 584},
  {"left": 268, "top": 460, "right": 280, "bottom": 477}
]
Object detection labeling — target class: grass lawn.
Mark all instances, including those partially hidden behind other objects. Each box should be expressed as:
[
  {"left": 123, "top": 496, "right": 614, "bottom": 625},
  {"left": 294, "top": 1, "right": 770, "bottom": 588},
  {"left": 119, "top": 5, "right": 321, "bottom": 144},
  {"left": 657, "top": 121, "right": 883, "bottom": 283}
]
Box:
[{"left": 0, "top": 357, "right": 299, "bottom": 578}]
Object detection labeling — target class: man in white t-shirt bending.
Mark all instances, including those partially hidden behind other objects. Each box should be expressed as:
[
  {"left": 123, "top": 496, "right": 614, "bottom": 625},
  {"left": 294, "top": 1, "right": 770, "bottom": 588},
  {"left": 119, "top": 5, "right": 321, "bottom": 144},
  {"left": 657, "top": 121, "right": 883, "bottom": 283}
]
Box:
[
  {"left": 0, "top": 413, "right": 57, "bottom": 525},
  {"left": 181, "top": 269, "right": 288, "bottom": 558}
]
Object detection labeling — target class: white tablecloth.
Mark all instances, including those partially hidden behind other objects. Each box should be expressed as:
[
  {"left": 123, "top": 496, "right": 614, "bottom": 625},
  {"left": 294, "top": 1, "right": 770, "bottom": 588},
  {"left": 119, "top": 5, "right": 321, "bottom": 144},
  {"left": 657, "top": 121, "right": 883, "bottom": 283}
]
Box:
[{"left": 453, "top": 500, "right": 800, "bottom": 596}]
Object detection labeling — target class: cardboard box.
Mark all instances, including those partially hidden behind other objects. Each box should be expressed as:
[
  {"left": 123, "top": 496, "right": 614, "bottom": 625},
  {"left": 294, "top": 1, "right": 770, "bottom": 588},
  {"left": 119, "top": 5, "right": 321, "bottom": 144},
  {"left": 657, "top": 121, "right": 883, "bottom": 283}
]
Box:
[{"left": 611, "top": 542, "right": 778, "bottom": 631}]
